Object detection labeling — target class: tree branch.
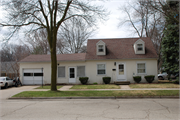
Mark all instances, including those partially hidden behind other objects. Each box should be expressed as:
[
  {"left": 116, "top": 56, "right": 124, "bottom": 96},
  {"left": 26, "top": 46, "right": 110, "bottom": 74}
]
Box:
[
  {"left": 56, "top": 0, "right": 72, "bottom": 29},
  {"left": 38, "top": 0, "right": 50, "bottom": 29},
  {"left": 125, "top": 9, "right": 141, "bottom": 37}
]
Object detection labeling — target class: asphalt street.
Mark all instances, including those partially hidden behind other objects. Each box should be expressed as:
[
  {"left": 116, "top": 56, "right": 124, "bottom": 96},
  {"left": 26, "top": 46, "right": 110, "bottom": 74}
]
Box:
[{"left": 0, "top": 86, "right": 179, "bottom": 120}]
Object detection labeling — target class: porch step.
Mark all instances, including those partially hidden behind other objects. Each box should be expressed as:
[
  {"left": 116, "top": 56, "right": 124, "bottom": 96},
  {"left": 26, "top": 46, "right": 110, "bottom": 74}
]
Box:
[{"left": 114, "top": 81, "right": 130, "bottom": 85}]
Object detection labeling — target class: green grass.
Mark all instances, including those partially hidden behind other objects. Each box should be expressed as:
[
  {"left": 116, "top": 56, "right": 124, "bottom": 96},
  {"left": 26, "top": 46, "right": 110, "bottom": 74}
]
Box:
[
  {"left": 35, "top": 86, "right": 62, "bottom": 89},
  {"left": 71, "top": 85, "right": 120, "bottom": 89},
  {"left": 12, "top": 90, "right": 179, "bottom": 98},
  {"left": 130, "top": 83, "right": 180, "bottom": 88}
]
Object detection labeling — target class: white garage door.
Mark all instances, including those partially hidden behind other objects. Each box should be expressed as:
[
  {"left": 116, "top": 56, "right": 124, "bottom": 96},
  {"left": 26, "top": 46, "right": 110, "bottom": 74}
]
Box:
[{"left": 23, "top": 69, "right": 43, "bottom": 85}]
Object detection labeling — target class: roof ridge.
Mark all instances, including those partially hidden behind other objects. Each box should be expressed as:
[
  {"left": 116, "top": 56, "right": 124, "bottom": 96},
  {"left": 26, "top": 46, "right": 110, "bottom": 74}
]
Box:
[{"left": 88, "top": 37, "right": 150, "bottom": 40}]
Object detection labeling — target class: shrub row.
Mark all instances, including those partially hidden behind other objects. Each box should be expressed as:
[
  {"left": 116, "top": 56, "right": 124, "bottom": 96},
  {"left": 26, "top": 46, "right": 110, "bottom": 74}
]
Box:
[
  {"left": 79, "top": 77, "right": 112, "bottom": 84},
  {"left": 133, "top": 75, "right": 155, "bottom": 83},
  {"left": 79, "top": 75, "right": 156, "bottom": 84}
]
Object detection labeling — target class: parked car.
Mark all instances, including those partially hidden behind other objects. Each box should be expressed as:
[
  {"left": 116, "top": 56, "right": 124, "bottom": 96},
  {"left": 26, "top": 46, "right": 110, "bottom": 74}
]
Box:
[
  {"left": 0, "top": 77, "right": 14, "bottom": 89},
  {"left": 158, "top": 72, "right": 168, "bottom": 80},
  {"left": 158, "top": 72, "right": 179, "bottom": 80},
  {"left": 171, "top": 73, "right": 179, "bottom": 79}
]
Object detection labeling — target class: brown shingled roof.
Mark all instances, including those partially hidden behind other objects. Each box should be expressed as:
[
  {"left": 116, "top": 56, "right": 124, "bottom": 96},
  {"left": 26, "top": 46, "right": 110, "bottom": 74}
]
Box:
[
  {"left": 20, "top": 53, "right": 86, "bottom": 62},
  {"left": 20, "top": 37, "right": 157, "bottom": 62},
  {"left": 85, "top": 37, "right": 158, "bottom": 60}
]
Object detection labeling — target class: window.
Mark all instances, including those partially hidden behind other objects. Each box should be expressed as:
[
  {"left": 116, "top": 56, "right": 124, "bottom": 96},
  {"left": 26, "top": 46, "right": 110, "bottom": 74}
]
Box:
[
  {"left": 58, "top": 66, "right": 65, "bottom": 77},
  {"left": 98, "top": 45, "right": 104, "bottom": 52},
  {"left": 6, "top": 77, "right": 11, "bottom": 80},
  {"left": 137, "top": 44, "right": 143, "bottom": 51},
  {"left": 137, "top": 63, "right": 146, "bottom": 74},
  {"left": 69, "top": 68, "right": 75, "bottom": 78},
  {"left": 34, "top": 73, "right": 43, "bottom": 76},
  {"left": 97, "top": 64, "right": 106, "bottom": 75},
  {"left": 119, "top": 64, "right": 124, "bottom": 75},
  {"left": 77, "top": 66, "right": 85, "bottom": 77},
  {"left": 24, "top": 73, "right": 33, "bottom": 76}
]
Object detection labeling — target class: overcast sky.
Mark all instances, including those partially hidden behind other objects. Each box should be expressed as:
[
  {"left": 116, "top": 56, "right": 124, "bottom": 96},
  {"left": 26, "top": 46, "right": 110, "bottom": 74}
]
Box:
[
  {"left": 91, "top": 0, "right": 138, "bottom": 39},
  {"left": 0, "top": 0, "right": 138, "bottom": 46}
]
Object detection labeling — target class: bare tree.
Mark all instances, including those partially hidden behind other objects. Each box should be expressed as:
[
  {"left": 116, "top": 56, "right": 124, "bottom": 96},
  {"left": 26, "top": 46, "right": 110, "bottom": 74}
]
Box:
[
  {"left": 118, "top": 0, "right": 165, "bottom": 71},
  {"left": 79, "top": 45, "right": 87, "bottom": 53},
  {"left": 119, "top": 0, "right": 165, "bottom": 39},
  {"left": 1, "top": 44, "right": 30, "bottom": 62},
  {"left": 26, "top": 29, "right": 50, "bottom": 54},
  {"left": 0, "top": 44, "right": 31, "bottom": 78},
  {"left": 147, "top": 0, "right": 179, "bottom": 24},
  {"left": 26, "top": 29, "right": 67, "bottom": 54},
  {"left": 0, "top": 0, "right": 107, "bottom": 91},
  {"left": 59, "top": 18, "right": 95, "bottom": 53}
]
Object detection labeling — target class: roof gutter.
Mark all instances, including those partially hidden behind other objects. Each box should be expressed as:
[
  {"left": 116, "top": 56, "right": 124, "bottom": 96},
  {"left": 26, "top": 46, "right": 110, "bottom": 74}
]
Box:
[{"left": 19, "top": 60, "right": 86, "bottom": 64}]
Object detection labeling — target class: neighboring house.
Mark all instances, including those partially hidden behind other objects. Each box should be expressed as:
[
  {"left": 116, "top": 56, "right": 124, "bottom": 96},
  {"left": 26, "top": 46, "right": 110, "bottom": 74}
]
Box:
[
  {"left": 1, "top": 62, "right": 19, "bottom": 78},
  {"left": 19, "top": 37, "right": 158, "bottom": 85}
]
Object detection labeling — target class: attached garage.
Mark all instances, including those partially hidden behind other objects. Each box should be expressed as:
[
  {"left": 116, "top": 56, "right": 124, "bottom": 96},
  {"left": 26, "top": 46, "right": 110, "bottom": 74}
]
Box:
[{"left": 23, "top": 69, "right": 43, "bottom": 85}]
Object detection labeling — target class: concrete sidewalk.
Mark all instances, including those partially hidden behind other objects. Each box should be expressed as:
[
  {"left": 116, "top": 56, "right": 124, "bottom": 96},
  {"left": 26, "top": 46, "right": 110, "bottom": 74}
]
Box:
[
  {"left": 64, "top": 88, "right": 180, "bottom": 91},
  {"left": 59, "top": 85, "right": 73, "bottom": 90},
  {"left": 28, "top": 85, "right": 180, "bottom": 91},
  {"left": 120, "top": 85, "right": 131, "bottom": 89},
  {"left": 58, "top": 85, "right": 179, "bottom": 91}
]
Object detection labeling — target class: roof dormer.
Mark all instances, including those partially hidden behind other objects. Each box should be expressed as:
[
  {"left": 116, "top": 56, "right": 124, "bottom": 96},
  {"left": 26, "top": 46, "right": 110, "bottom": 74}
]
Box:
[
  {"left": 133, "top": 39, "right": 145, "bottom": 54},
  {"left": 96, "top": 40, "right": 106, "bottom": 55}
]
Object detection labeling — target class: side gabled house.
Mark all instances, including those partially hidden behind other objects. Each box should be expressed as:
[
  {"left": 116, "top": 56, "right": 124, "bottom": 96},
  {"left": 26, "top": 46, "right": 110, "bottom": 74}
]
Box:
[{"left": 19, "top": 37, "right": 158, "bottom": 85}]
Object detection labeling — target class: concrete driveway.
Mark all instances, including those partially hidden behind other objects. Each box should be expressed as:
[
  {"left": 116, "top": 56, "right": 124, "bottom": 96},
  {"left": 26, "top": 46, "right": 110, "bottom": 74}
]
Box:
[
  {"left": 0, "top": 86, "right": 179, "bottom": 120},
  {"left": 0, "top": 86, "right": 38, "bottom": 100}
]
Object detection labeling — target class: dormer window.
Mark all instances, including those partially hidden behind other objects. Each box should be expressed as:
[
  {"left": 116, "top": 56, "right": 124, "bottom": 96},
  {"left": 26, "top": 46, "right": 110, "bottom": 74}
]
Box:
[
  {"left": 137, "top": 44, "right": 143, "bottom": 51},
  {"left": 98, "top": 45, "right": 104, "bottom": 52},
  {"left": 96, "top": 40, "right": 106, "bottom": 55},
  {"left": 133, "top": 39, "right": 145, "bottom": 54}
]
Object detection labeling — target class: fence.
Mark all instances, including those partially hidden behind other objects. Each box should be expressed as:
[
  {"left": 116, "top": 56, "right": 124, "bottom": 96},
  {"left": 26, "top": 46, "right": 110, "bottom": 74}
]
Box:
[{"left": 1, "top": 73, "right": 19, "bottom": 79}]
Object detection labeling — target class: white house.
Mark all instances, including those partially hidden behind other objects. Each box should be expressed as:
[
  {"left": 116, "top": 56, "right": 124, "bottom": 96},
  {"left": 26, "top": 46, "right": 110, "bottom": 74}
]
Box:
[{"left": 19, "top": 37, "right": 158, "bottom": 85}]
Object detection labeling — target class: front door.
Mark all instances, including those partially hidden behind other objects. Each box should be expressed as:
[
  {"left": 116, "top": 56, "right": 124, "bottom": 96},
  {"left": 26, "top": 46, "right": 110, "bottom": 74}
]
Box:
[
  {"left": 69, "top": 67, "right": 76, "bottom": 83},
  {"left": 117, "top": 63, "right": 126, "bottom": 81}
]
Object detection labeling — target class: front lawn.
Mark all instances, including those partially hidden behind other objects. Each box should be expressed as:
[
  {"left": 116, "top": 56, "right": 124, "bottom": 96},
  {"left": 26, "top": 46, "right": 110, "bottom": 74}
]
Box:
[
  {"left": 35, "top": 86, "right": 62, "bottom": 89},
  {"left": 130, "top": 83, "right": 180, "bottom": 88},
  {"left": 158, "top": 80, "right": 173, "bottom": 83},
  {"left": 12, "top": 90, "right": 179, "bottom": 98},
  {"left": 71, "top": 85, "right": 120, "bottom": 89}
]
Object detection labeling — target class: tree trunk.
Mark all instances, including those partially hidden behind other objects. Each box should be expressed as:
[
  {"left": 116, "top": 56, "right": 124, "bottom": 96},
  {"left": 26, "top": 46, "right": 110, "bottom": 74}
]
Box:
[
  {"left": 50, "top": 46, "right": 57, "bottom": 91},
  {"left": 49, "top": 29, "right": 57, "bottom": 91}
]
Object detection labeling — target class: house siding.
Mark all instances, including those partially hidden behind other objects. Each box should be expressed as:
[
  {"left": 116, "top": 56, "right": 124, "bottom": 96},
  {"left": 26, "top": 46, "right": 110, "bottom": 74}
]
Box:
[
  {"left": 20, "top": 59, "right": 157, "bottom": 84},
  {"left": 85, "top": 59, "right": 158, "bottom": 84}
]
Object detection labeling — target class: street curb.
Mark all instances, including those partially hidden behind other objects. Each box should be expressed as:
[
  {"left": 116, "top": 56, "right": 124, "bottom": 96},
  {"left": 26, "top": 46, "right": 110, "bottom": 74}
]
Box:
[{"left": 8, "top": 96, "right": 179, "bottom": 99}]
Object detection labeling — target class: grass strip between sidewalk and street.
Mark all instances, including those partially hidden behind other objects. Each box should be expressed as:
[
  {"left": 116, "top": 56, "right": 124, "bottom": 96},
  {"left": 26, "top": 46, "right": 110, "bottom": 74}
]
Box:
[
  {"left": 71, "top": 85, "right": 120, "bottom": 89},
  {"left": 130, "top": 83, "right": 180, "bottom": 88},
  {"left": 12, "top": 90, "right": 179, "bottom": 98},
  {"left": 35, "top": 86, "right": 62, "bottom": 89}
]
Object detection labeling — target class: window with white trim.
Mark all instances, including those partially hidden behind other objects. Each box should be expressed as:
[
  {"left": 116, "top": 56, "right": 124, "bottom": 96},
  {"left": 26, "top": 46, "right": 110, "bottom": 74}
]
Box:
[
  {"left": 137, "top": 44, "right": 143, "bottom": 51},
  {"left": 77, "top": 66, "right": 85, "bottom": 77},
  {"left": 97, "top": 64, "right": 106, "bottom": 75},
  {"left": 137, "top": 63, "right": 146, "bottom": 74},
  {"left": 58, "top": 66, "right": 65, "bottom": 77},
  {"left": 98, "top": 45, "right": 104, "bottom": 52}
]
